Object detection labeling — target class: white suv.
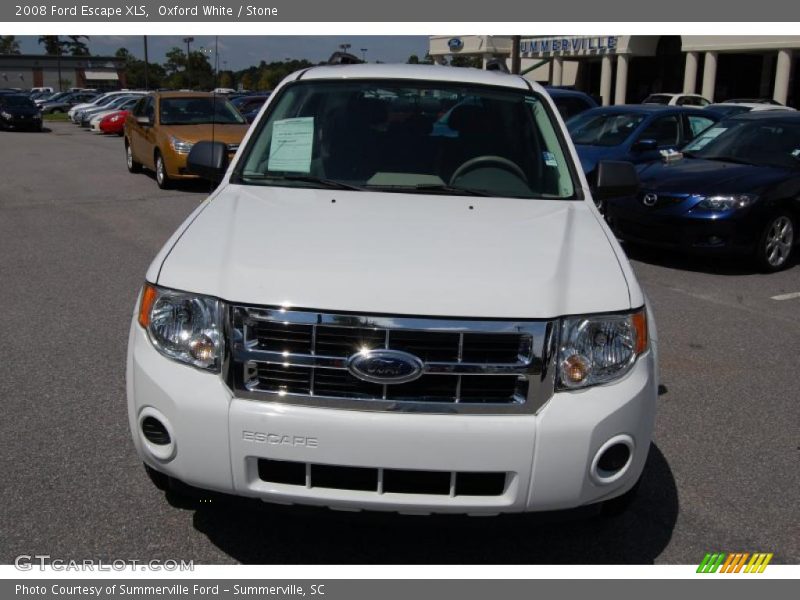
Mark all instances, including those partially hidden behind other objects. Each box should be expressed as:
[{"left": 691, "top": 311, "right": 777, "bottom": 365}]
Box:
[{"left": 127, "top": 64, "right": 658, "bottom": 516}]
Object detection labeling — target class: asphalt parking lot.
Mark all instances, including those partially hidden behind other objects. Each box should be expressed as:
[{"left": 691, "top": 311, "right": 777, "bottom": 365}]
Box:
[{"left": 1, "top": 121, "right": 798, "bottom": 565}]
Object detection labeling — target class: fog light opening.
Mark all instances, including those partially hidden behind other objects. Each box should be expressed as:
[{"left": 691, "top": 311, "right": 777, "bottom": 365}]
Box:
[
  {"left": 141, "top": 416, "right": 171, "bottom": 445},
  {"left": 591, "top": 435, "right": 634, "bottom": 485},
  {"left": 138, "top": 408, "right": 176, "bottom": 462}
]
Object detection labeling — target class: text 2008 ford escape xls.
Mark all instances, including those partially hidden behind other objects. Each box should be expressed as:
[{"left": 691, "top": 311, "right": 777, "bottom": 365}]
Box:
[{"left": 127, "top": 64, "right": 658, "bottom": 516}]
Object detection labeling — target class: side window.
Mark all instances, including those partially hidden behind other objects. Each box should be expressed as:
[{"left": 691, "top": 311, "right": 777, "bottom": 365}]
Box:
[
  {"left": 144, "top": 97, "right": 155, "bottom": 122},
  {"left": 687, "top": 115, "right": 716, "bottom": 139},
  {"left": 638, "top": 115, "right": 680, "bottom": 147},
  {"left": 132, "top": 97, "right": 146, "bottom": 117}
]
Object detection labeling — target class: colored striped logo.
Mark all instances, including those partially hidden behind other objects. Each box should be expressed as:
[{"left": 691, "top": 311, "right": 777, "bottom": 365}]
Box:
[{"left": 697, "top": 552, "right": 773, "bottom": 573}]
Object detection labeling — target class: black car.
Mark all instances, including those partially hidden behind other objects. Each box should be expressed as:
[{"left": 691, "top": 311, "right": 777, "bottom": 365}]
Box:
[
  {"left": 0, "top": 94, "right": 43, "bottom": 132},
  {"left": 606, "top": 112, "right": 800, "bottom": 271}
]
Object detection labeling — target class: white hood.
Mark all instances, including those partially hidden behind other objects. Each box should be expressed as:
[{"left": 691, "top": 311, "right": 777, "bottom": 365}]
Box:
[{"left": 154, "top": 185, "right": 631, "bottom": 319}]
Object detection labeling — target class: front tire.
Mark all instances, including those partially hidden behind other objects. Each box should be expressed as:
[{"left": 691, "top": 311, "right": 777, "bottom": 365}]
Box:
[
  {"left": 125, "top": 140, "right": 142, "bottom": 173},
  {"left": 756, "top": 213, "right": 795, "bottom": 272},
  {"left": 154, "top": 150, "right": 172, "bottom": 190}
]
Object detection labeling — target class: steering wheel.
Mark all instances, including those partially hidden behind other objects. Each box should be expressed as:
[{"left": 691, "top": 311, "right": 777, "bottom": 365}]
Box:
[{"left": 449, "top": 155, "right": 528, "bottom": 186}]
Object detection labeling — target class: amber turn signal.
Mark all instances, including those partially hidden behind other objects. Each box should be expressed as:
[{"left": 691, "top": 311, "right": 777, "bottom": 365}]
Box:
[{"left": 138, "top": 283, "right": 158, "bottom": 328}]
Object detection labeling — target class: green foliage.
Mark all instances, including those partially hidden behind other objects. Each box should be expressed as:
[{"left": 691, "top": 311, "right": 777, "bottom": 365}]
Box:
[
  {"left": 449, "top": 55, "right": 482, "bottom": 68},
  {"left": 0, "top": 36, "right": 21, "bottom": 55},
  {"left": 114, "top": 47, "right": 166, "bottom": 89}
]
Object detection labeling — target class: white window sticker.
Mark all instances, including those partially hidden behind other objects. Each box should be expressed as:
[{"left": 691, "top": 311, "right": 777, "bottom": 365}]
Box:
[
  {"left": 268, "top": 117, "right": 314, "bottom": 173},
  {"left": 543, "top": 151, "right": 558, "bottom": 167},
  {"left": 688, "top": 126, "right": 726, "bottom": 150}
]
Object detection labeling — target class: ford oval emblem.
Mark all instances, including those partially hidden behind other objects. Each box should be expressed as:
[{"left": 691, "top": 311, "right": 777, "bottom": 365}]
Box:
[
  {"left": 448, "top": 37, "right": 464, "bottom": 52},
  {"left": 347, "top": 350, "right": 424, "bottom": 384}
]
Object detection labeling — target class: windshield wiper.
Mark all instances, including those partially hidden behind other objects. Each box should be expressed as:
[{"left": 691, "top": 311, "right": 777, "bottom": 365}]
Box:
[
  {"left": 241, "top": 174, "right": 365, "bottom": 191},
  {"left": 703, "top": 155, "right": 757, "bottom": 166},
  {"left": 365, "top": 183, "right": 492, "bottom": 197}
]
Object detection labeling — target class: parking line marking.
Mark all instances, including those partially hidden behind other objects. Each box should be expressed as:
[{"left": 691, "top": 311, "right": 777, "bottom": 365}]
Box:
[{"left": 771, "top": 292, "right": 800, "bottom": 301}]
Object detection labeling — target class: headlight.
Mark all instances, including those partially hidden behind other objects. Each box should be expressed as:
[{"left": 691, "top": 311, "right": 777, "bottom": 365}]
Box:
[
  {"left": 109, "top": 114, "right": 123, "bottom": 122},
  {"left": 137, "top": 284, "right": 223, "bottom": 371},
  {"left": 695, "top": 194, "right": 755, "bottom": 211},
  {"left": 1, "top": 111, "right": 12, "bottom": 119},
  {"left": 557, "top": 308, "right": 648, "bottom": 389},
  {"left": 170, "top": 136, "right": 195, "bottom": 154}
]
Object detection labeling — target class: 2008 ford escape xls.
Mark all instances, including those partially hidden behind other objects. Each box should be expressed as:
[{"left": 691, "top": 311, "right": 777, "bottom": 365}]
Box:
[{"left": 127, "top": 64, "right": 658, "bottom": 516}]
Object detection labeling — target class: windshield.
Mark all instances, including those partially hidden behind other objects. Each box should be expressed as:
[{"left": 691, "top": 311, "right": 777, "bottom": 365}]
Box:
[
  {"left": 682, "top": 119, "right": 800, "bottom": 168},
  {"left": 2, "top": 96, "right": 36, "bottom": 108},
  {"left": 159, "top": 96, "right": 246, "bottom": 125},
  {"left": 236, "top": 79, "right": 577, "bottom": 199},
  {"left": 707, "top": 105, "right": 751, "bottom": 118},
  {"left": 643, "top": 95, "right": 671, "bottom": 105},
  {"left": 567, "top": 111, "right": 645, "bottom": 146}
]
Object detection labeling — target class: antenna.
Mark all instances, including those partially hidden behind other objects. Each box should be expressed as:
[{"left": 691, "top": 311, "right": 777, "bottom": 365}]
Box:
[{"left": 211, "top": 35, "right": 218, "bottom": 193}]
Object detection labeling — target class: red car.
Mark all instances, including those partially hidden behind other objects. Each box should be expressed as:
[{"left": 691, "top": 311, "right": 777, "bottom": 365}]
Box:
[{"left": 99, "top": 110, "right": 129, "bottom": 136}]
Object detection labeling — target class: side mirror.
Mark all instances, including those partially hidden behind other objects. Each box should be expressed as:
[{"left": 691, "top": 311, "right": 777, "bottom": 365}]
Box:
[
  {"left": 632, "top": 138, "right": 658, "bottom": 152},
  {"left": 595, "top": 160, "right": 639, "bottom": 200},
  {"left": 186, "top": 141, "right": 229, "bottom": 182},
  {"left": 136, "top": 115, "right": 152, "bottom": 126}
]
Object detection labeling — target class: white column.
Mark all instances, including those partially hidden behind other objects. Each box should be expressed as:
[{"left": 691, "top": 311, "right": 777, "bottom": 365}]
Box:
[
  {"left": 600, "top": 54, "right": 612, "bottom": 106},
  {"left": 551, "top": 57, "right": 563, "bottom": 86},
  {"left": 683, "top": 52, "right": 698, "bottom": 94},
  {"left": 773, "top": 49, "right": 793, "bottom": 105},
  {"left": 701, "top": 51, "right": 718, "bottom": 102},
  {"left": 614, "top": 54, "right": 629, "bottom": 105}
]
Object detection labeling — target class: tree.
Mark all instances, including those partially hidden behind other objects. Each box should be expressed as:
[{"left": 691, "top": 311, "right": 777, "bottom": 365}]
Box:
[
  {"left": 240, "top": 72, "right": 254, "bottom": 91},
  {"left": 256, "top": 69, "right": 273, "bottom": 91},
  {"left": 218, "top": 71, "right": 233, "bottom": 89},
  {"left": 38, "top": 35, "right": 61, "bottom": 55},
  {"left": 114, "top": 47, "right": 165, "bottom": 89},
  {"left": 63, "top": 35, "right": 90, "bottom": 56},
  {"left": 0, "top": 36, "right": 21, "bottom": 55},
  {"left": 449, "top": 55, "right": 482, "bottom": 69},
  {"left": 164, "top": 47, "right": 187, "bottom": 76}
]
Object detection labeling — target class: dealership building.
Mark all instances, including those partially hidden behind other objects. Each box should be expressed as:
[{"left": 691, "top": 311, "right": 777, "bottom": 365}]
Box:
[
  {"left": 429, "top": 36, "right": 800, "bottom": 107},
  {"left": 0, "top": 54, "right": 126, "bottom": 91}
]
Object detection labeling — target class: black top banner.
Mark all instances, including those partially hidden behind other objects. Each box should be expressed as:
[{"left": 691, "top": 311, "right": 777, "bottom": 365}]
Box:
[{"left": 3, "top": 0, "right": 800, "bottom": 22}]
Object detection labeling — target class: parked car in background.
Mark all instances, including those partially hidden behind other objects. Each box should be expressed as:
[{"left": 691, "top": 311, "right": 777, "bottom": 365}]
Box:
[
  {"left": 70, "top": 90, "right": 145, "bottom": 123},
  {"left": 642, "top": 93, "right": 710, "bottom": 107},
  {"left": 0, "top": 94, "right": 43, "bottom": 131},
  {"left": 89, "top": 97, "right": 141, "bottom": 132},
  {"left": 124, "top": 92, "right": 248, "bottom": 189},
  {"left": 606, "top": 112, "right": 800, "bottom": 271},
  {"left": 566, "top": 105, "right": 721, "bottom": 208},
  {"left": 34, "top": 91, "right": 69, "bottom": 106},
  {"left": 544, "top": 87, "right": 599, "bottom": 121},
  {"left": 81, "top": 95, "right": 141, "bottom": 128},
  {"left": 705, "top": 102, "right": 796, "bottom": 118},
  {"left": 98, "top": 109, "right": 130, "bottom": 136},
  {"left": 231, "top": 94, "right": 271, "bottom": 122},
  {"left": 40, "top": 91, "right": 98, "bottom": 114}
]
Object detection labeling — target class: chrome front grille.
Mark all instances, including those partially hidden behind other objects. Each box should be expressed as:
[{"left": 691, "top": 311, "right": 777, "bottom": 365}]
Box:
[{"left": 228, "top": 306, "right": 557, "bottom": 414}]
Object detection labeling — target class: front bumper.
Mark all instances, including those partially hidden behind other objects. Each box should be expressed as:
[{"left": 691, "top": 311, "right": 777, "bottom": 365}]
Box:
[
  {"left": 0, "top": 116, "right": 41, "bottom": 130},
  {"left": 127, "top": 319, "right": 658, "bottom": 515},
  {"left": 606, "top": 199, "right": 758, "bottom": 255}
]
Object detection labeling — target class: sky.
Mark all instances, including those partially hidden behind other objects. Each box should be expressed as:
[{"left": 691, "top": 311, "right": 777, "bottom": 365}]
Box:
[{"left": 15, "top": 36, "right": 431, "bottom": 70}]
